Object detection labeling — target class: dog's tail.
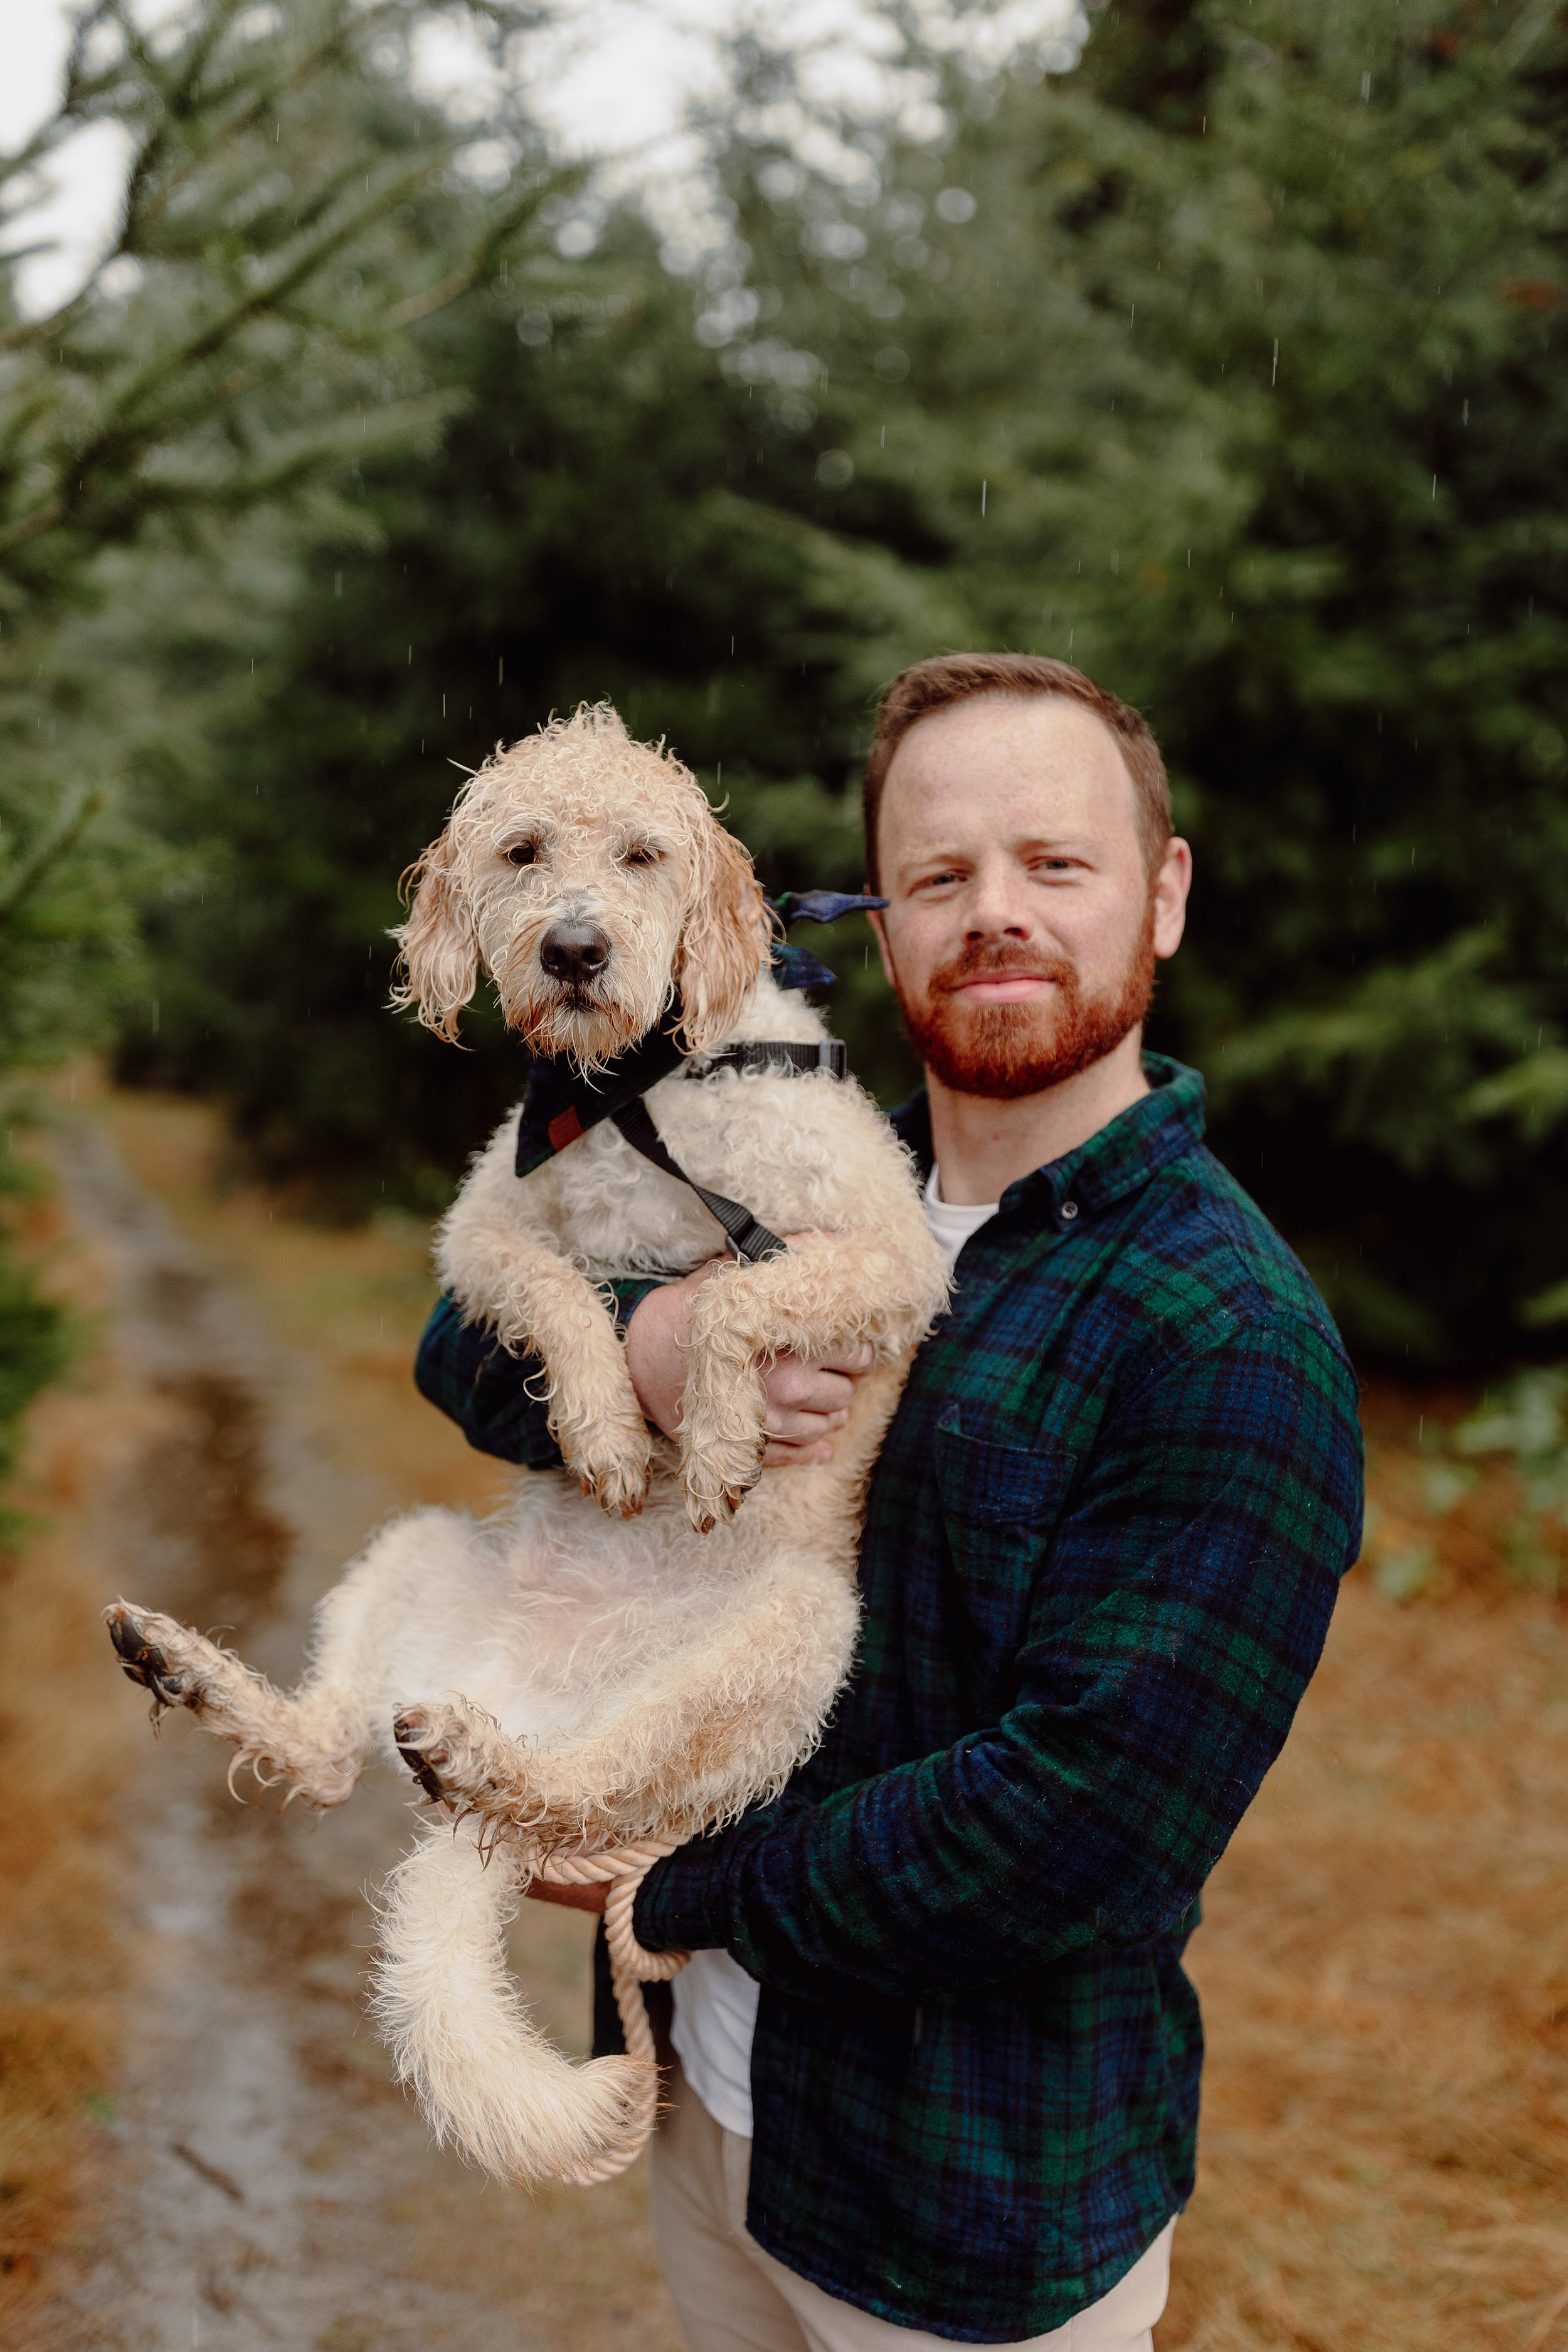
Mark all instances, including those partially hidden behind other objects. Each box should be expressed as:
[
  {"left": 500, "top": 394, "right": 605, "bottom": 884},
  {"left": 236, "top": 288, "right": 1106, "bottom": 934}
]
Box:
[{"left": 371, "top": 1822, "right": 649, "bottom": 2185}]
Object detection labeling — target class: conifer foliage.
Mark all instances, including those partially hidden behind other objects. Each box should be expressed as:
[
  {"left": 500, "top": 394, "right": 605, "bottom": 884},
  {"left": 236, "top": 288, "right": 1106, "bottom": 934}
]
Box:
[
  {"left": 717, "top": 0, "right": 1568, "bottom": 1356},
  {"left": 25, "top": 0, "right": 1568, "bottom": 1367},
  {"left": 0, "top": 0, "right": 550, "bottom": 1477}
]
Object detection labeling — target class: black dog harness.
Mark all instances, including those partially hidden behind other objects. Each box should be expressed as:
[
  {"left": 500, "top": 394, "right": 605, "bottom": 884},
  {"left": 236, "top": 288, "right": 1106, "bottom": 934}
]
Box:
[{"left": 513, "top": 892, "right": 882, "bottom": 1264}]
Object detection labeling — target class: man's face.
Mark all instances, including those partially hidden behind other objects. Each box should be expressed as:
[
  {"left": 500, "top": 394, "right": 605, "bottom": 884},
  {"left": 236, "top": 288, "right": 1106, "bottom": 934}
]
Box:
[{"left": 872, "top": 693, "right": 1190, "bottom": 1100}]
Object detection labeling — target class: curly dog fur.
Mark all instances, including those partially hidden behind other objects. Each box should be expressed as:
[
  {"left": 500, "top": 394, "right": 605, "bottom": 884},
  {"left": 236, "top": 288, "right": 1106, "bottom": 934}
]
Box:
[{"left": 106, "top": 704, "right": 947, "bottom": 2188}]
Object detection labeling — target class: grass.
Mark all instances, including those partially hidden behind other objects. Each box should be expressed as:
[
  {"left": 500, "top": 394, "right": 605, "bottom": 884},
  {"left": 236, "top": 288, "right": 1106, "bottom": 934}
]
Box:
[
  {"left": 4, "top": 1075, "right": 1568, "bottom": 2347},
  {"left": 1163, "top": 1392, "right": 1568, "bottom": 2349},
  {"left": 0, "top": 1134, "right": 170, "bottom": 2339}
]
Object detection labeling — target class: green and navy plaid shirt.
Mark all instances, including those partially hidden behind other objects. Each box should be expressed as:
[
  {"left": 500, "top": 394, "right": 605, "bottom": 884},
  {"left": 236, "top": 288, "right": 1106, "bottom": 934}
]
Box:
[{"left": 415, "top": 1056, "right": 1363, "bottom": 2343}]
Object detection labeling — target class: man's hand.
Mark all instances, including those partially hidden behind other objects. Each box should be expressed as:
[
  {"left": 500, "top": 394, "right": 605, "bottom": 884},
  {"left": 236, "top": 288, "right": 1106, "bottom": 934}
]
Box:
[
  {"left": 524, "top": 1878, "right": 607, "bottom": 1914},
  {"left": 623, "top": 1249, "right": 874, "bottom": 1466}
]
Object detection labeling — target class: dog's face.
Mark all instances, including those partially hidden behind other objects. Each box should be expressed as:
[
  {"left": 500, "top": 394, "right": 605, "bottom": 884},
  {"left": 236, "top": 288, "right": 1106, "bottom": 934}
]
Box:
[{"left": 392, "top": 704, "right": 770, "bottom": 1068}]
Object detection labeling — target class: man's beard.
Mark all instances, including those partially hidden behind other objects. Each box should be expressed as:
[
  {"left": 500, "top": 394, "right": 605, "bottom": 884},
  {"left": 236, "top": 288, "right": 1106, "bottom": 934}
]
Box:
[{"left": 893, "top": 906, "right": 1157, "bottom": 1103}]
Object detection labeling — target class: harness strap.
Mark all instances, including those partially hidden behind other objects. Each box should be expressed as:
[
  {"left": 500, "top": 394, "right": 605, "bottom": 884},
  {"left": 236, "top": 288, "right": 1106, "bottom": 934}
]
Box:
[
  {"left": 609, "top": 1098, "right": 788, "bottom": 1265},
  {"left": 693, "top": 1038, "right": 847, "bottom": 1081}
]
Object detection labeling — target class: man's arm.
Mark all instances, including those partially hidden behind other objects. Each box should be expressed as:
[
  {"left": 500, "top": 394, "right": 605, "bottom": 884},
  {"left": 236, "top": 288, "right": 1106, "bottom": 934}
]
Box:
[
  {"left": 415, "top": 1259, "right": 873, "bottom": 1472},
  {"left": 633, "top": 1308, "right": 1364, "bottom": 1998}
]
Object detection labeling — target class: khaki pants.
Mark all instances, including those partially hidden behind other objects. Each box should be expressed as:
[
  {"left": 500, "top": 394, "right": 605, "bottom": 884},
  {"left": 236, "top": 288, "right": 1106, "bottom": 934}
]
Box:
[{"left": 650, "top": 2062, "right": 1175, "bottom": 2352}]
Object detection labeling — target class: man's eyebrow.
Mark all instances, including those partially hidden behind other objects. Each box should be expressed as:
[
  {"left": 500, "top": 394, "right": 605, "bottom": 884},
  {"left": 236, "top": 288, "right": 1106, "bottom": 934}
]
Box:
[
  {"left": 899, "top": 834, "right": 1096, "bottom": 864},
  {"left": 893, "top": 845, "right": 972, "bottom": 877}
]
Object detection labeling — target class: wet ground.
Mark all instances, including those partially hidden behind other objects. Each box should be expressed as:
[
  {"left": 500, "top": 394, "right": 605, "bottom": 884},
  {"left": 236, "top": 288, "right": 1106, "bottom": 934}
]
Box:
[{"left": 39, "top": 1115, "right": 671, "bottom": 2352}]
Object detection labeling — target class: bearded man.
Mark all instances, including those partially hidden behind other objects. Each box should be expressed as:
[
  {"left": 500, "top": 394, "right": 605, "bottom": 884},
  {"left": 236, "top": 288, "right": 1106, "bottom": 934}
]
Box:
[{"left": 415, "top": 654, "right": 1364, "bottom": 2351}]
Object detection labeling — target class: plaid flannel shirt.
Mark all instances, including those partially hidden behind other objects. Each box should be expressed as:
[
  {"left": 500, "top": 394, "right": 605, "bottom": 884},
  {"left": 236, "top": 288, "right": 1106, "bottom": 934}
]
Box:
[{"left": 413, "top": 1057, "right": 1363, "bottom": 2343}]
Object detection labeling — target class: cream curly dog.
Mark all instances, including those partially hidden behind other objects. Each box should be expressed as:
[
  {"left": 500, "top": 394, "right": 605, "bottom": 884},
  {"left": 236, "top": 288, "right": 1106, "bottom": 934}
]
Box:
[{"left": 106, "top": 704, "right": 946, "bottom": 2189}]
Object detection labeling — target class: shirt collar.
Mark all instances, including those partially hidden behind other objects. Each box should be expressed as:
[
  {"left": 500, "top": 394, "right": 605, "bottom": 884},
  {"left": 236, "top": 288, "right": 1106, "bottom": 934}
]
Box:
[{"left": 891, "top": 1054, "right": 1206, "bottom": 1234}]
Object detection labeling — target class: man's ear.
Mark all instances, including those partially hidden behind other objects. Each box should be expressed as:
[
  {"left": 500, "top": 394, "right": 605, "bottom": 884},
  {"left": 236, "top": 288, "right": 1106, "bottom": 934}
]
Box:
[
  {"left": 674, "top": 817, "right": 770, "bottom": 1054},
  {"left": 389, "top": 835, "right": 479, "bottom": 1043}
]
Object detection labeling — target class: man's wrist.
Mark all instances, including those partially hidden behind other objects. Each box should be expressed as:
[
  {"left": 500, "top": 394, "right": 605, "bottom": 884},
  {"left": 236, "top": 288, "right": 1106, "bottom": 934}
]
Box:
[
  {"left": 633, "top": 1844, "right": 730, "bottom": 1954},
  {"left": 622, "top": 1278, "right": 688, "bottom": 1436},
  {"left": 607, "top": 1276, "right": 664, "bottom": 1337}
]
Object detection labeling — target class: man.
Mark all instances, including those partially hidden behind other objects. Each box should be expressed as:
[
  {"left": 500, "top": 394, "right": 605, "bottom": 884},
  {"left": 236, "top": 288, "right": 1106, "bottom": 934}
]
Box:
[{"left": 415, "top": 654, "right": 1364, "bottom": 2349}]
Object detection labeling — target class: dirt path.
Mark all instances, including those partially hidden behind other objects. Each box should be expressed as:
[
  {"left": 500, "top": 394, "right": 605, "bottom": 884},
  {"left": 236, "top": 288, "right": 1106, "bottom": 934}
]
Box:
[{"left": 36, "top": 1110, "right": 677, "bottom": 2352}]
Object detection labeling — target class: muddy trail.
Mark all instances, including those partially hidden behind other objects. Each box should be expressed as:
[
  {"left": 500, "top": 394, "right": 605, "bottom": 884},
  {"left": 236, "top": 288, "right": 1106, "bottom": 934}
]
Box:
[{"left": 37, "top": 1116, "right": 645, "bottom": 2352}]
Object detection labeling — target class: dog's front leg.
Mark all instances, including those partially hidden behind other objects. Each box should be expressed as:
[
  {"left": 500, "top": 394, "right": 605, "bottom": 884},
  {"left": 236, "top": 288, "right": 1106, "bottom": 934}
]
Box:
[
  {"left": 441, "top": 1219, "right": 652, "bottom": 1517},
  {"left": 679, "top": 1233, "right": 940, "bottom": 1532}
]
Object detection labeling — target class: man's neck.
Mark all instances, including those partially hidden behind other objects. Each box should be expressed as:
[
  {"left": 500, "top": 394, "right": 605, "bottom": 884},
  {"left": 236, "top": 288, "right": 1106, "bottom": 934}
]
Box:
[{"left": 926, "top": 1029, "right": 1150, "bottom": 1207}]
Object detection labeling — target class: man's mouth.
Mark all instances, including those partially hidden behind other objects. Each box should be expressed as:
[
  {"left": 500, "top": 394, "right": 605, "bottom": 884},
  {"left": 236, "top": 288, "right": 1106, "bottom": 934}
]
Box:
[{"left": 943, "top": 972, "right": 1061, "bottom": 1005}]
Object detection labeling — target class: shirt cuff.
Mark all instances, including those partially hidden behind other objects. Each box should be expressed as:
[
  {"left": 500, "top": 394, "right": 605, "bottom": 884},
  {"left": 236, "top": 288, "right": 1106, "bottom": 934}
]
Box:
[
  {"left": 608, "top": 1276, "right": 664, "bottom": 1334},
  {"left": 632, "top": 1835, "right": 734, "bottom": 1954}
]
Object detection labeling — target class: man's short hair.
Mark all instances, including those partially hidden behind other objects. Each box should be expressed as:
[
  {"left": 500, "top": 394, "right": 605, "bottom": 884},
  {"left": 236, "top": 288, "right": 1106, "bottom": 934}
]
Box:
[{"left": 862, "top": 653, "right": 1173, "bottom": 889}]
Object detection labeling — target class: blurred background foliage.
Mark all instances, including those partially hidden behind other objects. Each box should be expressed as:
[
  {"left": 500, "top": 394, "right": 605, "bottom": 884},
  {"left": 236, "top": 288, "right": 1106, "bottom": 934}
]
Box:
[{"left": 2, "top": 0, "right": 1567, "bottom": 1494}]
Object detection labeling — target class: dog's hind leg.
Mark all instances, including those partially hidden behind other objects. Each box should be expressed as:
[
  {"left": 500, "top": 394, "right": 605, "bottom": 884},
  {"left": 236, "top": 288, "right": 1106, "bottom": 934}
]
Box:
[
  {"left": 373, "top": 1820, "right": 649, "bottom": 2185},
  {"left": 391, "top": 1545, "right": 861, "bottom": 1852},
  {"left": 104, "top": 1601, "right": 366, "bottom": 1809}
]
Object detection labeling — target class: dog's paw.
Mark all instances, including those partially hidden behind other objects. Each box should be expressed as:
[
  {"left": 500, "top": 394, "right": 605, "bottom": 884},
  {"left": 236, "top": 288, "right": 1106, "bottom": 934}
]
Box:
[
  {"left": 579, "top": 1453, "right": 651, "bottom": 1520},
  {"left": 559, "top": 1420, "right": 652, "bottom": 1520},
  {"left": 393, "top": 1698, "right": 519, "bottom": 1819},
  {"left": 392, "top": 1700, "right": 585, "bottom": 1850},
  {"left": 392, "top": 1702, "right": 461, "bottom": 1806},
  {"left": 680, "top": 1440, "right": 763, "bottom": 1535},
  {"left": 105, "top": 1601, "right": 218, "bottom": 1712}
]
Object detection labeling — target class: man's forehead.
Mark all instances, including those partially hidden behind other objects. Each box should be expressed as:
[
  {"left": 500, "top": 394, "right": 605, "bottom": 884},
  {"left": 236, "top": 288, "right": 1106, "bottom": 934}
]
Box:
[{"left": 881, "top": 694, "right": 1138, "bottom": 840}]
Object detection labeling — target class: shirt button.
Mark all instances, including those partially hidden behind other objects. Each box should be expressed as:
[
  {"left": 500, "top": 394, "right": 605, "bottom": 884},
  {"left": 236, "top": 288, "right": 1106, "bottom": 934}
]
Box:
[{"left": 1060, "top": 1200, "right": 1079, "bottom": 1222}]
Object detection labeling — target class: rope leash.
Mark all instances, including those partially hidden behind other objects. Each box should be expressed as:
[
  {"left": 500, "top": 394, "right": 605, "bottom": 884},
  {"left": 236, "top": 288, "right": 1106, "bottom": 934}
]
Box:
[{"left": 532, "top": 1839, "right": 691, "bottom": 2184}]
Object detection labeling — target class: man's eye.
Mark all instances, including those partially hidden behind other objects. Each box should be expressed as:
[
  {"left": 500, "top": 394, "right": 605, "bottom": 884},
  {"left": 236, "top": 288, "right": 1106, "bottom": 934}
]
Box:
[
  {"left": 622, "top": 842, "right": 662, "bottom": 868},
  {"left": 504, "top": 840, "right": 537, "bottom": 867}
]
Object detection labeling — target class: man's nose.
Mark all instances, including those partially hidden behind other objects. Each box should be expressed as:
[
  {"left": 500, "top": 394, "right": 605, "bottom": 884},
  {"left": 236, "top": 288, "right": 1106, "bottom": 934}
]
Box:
[
  {"left": 962, "top": 856, "right": 1035, "bottom": 940},
  {"left": 964, "top": 893, "right": 1033, "bottom": 941},
  {"left": 539, "top": 920, "right": 612, "bottom": 983}
]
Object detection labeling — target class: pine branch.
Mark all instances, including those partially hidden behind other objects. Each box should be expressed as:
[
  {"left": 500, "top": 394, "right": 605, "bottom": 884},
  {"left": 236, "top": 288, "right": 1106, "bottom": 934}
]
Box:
[{"left": 0, "top": 788, "right": 109, "bottom": 930}]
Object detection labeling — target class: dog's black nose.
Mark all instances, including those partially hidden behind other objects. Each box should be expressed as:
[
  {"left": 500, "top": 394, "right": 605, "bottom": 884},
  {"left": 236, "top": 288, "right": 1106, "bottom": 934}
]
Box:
[{"left": 540, "top": 920, "right": 611, "bottom": 984}]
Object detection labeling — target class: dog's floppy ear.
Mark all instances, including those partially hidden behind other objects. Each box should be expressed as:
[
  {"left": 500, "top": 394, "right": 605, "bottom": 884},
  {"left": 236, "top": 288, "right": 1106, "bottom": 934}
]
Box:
[
  {"left": 674, "top": 813, "right": 770, "bottom": 1054},
  {"left": 390, "top": 834, "right": 479, "bottom": 1043}
]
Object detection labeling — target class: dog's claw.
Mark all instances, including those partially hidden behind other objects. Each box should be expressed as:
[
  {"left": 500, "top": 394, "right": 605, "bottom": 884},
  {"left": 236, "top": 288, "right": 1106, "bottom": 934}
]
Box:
[
  {"left": 393, "top": 1710, "right": 450, "bottom": 1805},
  {"left": 562, "top": 1430, "right": 653, "bottom": 1522},
  {"left": 107, "top": 1608, "right": 186, "bottom": 1705}
]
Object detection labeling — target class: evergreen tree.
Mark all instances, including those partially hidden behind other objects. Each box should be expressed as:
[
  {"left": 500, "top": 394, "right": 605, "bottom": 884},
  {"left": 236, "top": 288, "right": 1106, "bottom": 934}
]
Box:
[
  {"left": 117, "top": 0, "right": 1568, "bottom": 1362},
  {"left": 119, "top": 203, "right": 949, "bottom": 1205},
  {"left": 715, "top": 0, "right": 1568, "bottom": 1358},
  {"left": 0, "top": 0, "right": 549, "bottom": 1473}
]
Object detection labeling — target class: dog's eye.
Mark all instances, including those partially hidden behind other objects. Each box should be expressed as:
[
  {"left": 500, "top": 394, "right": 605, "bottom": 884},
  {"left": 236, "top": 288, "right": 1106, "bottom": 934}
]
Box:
[
  {"left": 622, "top": 842, "right": 662, "bottom": 869},
  {"left": 504, "top": 840, "right": 538, "bottom": 868}
]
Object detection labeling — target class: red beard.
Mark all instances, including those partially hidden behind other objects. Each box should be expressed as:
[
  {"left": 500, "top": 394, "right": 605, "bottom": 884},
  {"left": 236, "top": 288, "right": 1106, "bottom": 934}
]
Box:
[{"left": 893, "top": 910, "right": 1157, "bottom": 1103}]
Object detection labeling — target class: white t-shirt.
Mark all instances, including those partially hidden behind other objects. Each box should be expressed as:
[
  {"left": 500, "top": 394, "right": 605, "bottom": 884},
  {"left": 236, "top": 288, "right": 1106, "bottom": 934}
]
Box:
[{"left": 670, "top": 1163, "right": 999, "bottom": 2137}]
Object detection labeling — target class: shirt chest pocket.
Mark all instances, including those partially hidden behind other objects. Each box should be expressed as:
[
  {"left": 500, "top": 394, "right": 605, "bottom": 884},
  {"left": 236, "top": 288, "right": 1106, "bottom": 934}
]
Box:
[{"left": 933, "top": 1421, "right": 1080, "bottom": 1710}]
